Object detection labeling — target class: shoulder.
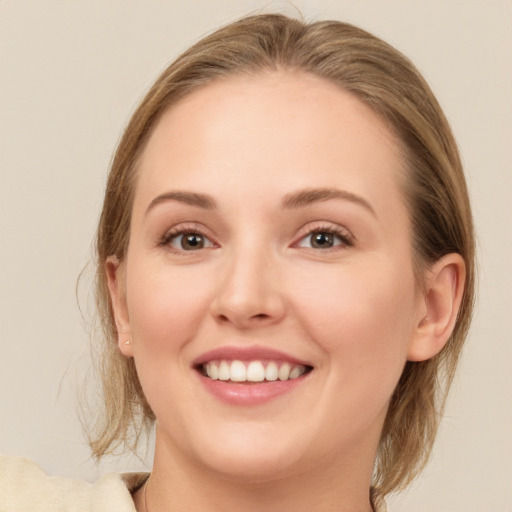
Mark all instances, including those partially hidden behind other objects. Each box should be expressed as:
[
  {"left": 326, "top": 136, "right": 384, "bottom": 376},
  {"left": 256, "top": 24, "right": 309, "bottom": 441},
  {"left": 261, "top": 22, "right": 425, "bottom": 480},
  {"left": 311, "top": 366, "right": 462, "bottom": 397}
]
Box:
[{"left": 0, "top": 455, "right": 148, "bottom": 512}]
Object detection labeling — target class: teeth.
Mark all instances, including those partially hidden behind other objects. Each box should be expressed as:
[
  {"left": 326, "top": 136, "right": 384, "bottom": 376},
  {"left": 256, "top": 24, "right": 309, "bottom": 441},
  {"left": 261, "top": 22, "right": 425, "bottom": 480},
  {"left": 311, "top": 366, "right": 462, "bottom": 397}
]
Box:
[
  {"left": 203, "top": 360, "right": 308, "bottom": 382},
  {"left": 247, "top": 361, "right": 265, "bottom": 382},
  {"left": 230, "top": 360, "right": 246, "bottom": 382},
  {"left": 278, "top": 362, "right": 291, "bottom": 381},
  {"left": 219, "top": 360, "right": 230, "bottom": 381},
  {"left": 209, "top": 363, "right": 219, "bottom": 380},
  {"left": 265, "top": 361, "right": 278, "bottom": 381},
  {"left": 289, "top": 365, "right": 305, "bottom": 379}
]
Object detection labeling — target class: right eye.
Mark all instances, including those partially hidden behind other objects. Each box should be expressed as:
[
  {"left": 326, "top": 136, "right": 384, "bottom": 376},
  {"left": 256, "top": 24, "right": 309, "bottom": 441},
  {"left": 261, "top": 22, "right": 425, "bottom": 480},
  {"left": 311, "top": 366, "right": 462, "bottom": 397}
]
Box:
[
  {"left": 168, "top": 232, "right": 214, "bottom": 251},
  {"left": 298, "top": 231, "right": 345, "bottom": 249}
]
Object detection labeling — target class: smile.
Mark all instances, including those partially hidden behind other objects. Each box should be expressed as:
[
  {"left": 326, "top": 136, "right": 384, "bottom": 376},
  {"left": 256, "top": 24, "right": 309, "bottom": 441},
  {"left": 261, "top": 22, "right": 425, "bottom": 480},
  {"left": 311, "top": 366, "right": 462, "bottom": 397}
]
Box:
[
  {"left": 193, "top": 346, "right": 314, "bottom": 405},
  {"left": 201, "top": 360, "right": 311, "bottom": 382}
]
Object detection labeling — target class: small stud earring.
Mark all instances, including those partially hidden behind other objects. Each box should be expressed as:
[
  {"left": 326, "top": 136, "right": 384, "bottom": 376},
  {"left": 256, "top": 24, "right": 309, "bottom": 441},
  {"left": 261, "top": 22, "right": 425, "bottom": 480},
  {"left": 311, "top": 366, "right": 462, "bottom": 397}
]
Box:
[{"left": 124, "top": 340, "right": 131, "bottom": 345}]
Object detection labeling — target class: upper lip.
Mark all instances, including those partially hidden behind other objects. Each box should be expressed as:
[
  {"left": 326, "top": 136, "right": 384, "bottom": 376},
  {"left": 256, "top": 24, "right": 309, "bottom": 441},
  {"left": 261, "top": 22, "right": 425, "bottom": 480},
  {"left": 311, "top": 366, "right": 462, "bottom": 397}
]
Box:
[{"left": 192, "top": 345, "right": 313, "bottom": 368}]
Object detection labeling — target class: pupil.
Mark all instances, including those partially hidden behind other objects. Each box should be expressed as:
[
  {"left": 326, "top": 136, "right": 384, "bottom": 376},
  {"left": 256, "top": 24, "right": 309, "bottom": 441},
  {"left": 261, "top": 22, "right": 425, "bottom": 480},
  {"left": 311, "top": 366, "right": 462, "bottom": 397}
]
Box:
[
  {"left": 182, "top": 234, "right": 203, "bottom": 249},
  {"left": 312, "top": 232, "right": 333, "bottom": 248}
]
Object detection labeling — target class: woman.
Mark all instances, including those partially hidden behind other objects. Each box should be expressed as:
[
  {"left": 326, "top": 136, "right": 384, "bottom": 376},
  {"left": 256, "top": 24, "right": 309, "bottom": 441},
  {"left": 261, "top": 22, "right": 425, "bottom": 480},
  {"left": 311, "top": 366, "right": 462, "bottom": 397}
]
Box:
[{"left": 0, "top": 13, "right": 474, "bottom": 512}]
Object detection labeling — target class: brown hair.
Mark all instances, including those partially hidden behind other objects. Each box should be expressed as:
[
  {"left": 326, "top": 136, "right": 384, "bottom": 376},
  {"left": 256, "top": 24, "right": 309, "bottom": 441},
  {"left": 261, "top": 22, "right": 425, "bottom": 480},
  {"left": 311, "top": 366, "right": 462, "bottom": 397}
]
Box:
[{"left": 91, "top": 13, "right": 475, "bottom": 496}]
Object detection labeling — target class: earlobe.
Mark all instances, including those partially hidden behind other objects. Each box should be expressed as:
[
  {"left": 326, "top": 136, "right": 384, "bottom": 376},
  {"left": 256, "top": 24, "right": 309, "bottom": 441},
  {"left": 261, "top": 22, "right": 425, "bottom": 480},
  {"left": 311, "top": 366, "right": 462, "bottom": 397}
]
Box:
[
  {"left": 105, "top": 256, "right": 134, "bottom": 358},
  {"left": 407, "top": 253, "right": 466, "bottom": 362}
]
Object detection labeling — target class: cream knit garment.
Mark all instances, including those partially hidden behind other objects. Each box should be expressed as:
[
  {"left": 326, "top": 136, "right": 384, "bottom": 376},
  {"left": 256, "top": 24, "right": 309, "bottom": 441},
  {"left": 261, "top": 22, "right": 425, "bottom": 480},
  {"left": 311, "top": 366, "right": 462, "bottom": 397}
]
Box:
[{"left": 0, "top": 456, "right": 146, "bottom": 512}]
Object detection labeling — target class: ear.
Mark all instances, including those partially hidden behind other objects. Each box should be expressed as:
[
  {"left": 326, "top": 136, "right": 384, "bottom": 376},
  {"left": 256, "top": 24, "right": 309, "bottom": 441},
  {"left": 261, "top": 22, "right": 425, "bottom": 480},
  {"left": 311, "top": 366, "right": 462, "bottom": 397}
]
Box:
[
  {"left": 105, "top": 256, "right": 133, "bottom": 358},
  {"left": 408, "top": 253, "right": 466, "bottom": 362}
]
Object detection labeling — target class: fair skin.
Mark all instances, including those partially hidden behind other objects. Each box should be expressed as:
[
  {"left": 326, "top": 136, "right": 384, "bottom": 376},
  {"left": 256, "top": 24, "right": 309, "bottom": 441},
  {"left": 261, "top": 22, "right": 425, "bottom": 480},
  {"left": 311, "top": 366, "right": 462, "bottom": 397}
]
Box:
[{"left": 107, "top": 71, "right": 465, "bottom": 512}]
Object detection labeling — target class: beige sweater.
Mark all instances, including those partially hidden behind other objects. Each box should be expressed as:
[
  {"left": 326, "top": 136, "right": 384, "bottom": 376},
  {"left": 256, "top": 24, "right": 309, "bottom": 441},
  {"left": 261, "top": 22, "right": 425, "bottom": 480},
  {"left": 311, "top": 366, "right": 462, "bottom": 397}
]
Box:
[
  {"left": 0, "top": 456, "right": 387, "bottom": 511},
  {"left": 0, "top": 456, "right": 147, "bottom": 512}
]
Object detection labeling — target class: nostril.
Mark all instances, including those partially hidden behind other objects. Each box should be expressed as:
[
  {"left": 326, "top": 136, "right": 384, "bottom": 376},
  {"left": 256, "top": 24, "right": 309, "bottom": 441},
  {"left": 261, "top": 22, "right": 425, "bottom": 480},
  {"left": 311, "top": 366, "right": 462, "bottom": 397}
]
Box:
[
  {"left": 253, "top": 313, "right": 270, "bottom": 320},
  {"left": 215, "top": 312, "right": 271, "bottom": 327}
]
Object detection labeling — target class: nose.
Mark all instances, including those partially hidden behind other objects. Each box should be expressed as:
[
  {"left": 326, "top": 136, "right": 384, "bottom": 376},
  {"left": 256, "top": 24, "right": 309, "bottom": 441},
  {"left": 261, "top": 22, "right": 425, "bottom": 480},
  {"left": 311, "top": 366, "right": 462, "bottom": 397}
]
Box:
[{"left": 209, "top": 247, "right": 286, "bottom": 330}]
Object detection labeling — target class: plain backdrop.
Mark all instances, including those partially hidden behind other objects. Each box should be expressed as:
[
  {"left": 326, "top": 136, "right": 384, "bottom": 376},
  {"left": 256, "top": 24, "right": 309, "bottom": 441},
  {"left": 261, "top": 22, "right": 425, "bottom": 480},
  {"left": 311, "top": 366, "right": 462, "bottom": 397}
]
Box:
[{"left": 1, "top": 1, "right": 511, "bottom": 511}]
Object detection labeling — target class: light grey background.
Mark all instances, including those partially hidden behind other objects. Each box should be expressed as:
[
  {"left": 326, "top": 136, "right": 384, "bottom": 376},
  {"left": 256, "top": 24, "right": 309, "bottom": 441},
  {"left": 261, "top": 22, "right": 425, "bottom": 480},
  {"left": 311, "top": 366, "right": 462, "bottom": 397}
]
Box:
[{"left": 1, "top": 1, "right": 511, "bottom": 510}]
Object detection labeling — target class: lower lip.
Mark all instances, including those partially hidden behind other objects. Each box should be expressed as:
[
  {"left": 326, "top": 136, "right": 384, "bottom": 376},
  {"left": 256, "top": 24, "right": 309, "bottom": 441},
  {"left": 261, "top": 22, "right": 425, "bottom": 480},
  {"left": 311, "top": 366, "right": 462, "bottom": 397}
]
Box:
[{"left": 196, "top": 372, "right": 309, "bottom": 406}]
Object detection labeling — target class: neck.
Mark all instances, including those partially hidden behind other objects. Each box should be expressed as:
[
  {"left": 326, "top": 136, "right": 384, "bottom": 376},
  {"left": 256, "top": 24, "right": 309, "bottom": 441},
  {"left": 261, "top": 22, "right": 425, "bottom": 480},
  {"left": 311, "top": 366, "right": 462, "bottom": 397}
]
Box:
[{"left": 136, "top": 427, "right": 377, "bottom": 512}]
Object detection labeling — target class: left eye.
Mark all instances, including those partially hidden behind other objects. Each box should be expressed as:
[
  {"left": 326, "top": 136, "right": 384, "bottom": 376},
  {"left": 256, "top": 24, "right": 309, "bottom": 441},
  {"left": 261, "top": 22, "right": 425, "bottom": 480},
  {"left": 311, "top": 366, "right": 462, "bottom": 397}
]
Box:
[
  {"left": 298, "top": 231, "right": 345, "bottom": 249},
  {"left": 169, "top": 232, "right": 214, "bottom": 251}
]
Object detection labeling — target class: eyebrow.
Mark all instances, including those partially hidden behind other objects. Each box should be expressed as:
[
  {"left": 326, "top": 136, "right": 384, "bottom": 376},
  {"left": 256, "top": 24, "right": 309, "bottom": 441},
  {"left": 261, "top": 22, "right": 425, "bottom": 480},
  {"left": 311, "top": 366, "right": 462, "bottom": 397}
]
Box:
[
  {"left": 145, "top": 191, "right": 217, "bottom": 216},
  {"left": 145, "top": 187, "right": 375, "bottom": 217},
  {"left": 282, "top": 188, "right": 376, "bottom": 216}
]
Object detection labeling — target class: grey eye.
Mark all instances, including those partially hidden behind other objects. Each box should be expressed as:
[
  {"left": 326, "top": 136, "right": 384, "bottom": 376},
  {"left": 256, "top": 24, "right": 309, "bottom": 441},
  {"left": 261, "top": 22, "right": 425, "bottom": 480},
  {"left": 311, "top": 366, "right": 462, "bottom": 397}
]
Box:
[{"left": 299, "top": 231, "right": 343, "bottom": 249}]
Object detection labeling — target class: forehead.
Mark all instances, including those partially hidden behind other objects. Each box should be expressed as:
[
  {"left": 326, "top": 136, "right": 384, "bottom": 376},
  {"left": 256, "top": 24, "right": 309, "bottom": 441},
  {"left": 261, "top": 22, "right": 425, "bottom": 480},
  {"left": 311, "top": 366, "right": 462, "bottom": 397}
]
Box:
[{"left": 134, "top": 71, "right": 407, "bottom": 220}]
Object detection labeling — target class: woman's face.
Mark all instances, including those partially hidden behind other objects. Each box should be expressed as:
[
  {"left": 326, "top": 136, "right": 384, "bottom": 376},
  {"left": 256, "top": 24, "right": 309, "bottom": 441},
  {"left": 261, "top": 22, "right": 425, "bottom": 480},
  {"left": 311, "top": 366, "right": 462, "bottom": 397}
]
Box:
[{"left": 110, "top": 72, "right": 427, "bottom": 481}]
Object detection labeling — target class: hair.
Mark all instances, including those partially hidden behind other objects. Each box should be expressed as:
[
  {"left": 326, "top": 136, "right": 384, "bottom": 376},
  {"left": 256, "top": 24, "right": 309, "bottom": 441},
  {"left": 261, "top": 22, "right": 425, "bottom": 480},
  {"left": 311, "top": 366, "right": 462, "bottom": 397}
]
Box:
[{"left": 90, "top": 13, "right": 475, "bottom": 497}]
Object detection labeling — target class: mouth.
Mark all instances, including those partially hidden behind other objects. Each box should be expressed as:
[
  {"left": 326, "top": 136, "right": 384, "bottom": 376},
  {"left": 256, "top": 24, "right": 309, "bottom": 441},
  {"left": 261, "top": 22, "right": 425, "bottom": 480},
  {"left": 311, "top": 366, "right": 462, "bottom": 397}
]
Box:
[
  {"left": 196, "top": 359, "right": 313, "bottom": 383},
  {"left": 192, "top": 346, "right": 314, "bottom": 404}
]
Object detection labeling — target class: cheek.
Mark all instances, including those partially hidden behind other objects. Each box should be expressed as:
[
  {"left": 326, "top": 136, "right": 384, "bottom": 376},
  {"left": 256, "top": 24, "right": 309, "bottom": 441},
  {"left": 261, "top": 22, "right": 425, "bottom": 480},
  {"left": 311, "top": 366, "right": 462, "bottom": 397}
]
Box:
[
  {"left": 125, "top": 258, "right": 212, "bottom": 356},
  {"left": 123, "top": 259, "right": 216, "bottom": 420},
  {"left": 292, "top": 258, "right": 417, "bottom": 397}
]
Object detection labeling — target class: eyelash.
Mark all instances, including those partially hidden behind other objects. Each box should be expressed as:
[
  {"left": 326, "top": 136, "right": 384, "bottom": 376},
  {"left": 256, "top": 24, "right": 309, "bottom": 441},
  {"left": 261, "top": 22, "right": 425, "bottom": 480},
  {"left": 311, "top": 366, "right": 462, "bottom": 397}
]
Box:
[{"left": 159, "top": 223, "right": 355, "bottom": 254}]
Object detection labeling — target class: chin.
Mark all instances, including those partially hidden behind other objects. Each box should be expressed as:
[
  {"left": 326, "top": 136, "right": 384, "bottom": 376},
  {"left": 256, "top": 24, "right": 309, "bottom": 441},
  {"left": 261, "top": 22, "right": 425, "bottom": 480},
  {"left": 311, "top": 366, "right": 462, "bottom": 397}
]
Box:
[
  {"left": 200, "top": 449, "right": 304, "bottom": 484},
  {"left": 184, "top": 423, "right": 311, "bottom": 483}
]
